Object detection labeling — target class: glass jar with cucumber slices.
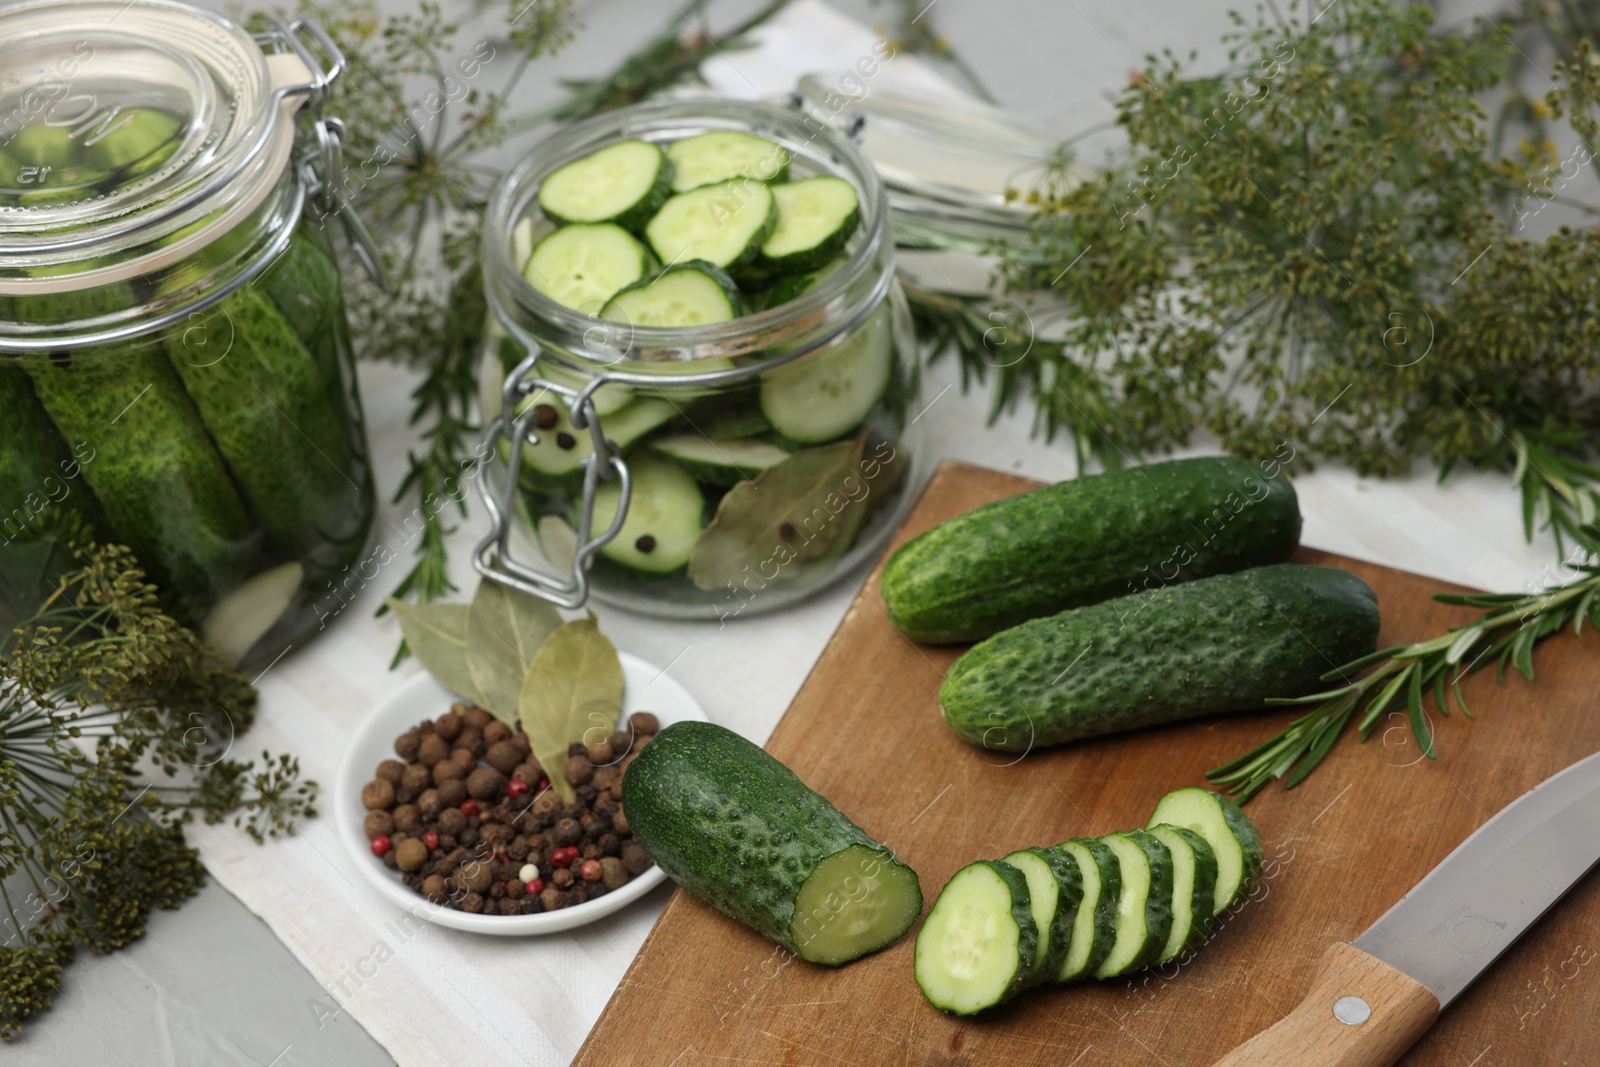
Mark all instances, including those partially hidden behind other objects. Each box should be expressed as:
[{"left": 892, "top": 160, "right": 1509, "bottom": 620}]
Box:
[
  {"left": 0, "top": 0, "right": 377, "bottom": 666},
  {"left": 477, "top": 99, "right": 923, "bottom": 618}
]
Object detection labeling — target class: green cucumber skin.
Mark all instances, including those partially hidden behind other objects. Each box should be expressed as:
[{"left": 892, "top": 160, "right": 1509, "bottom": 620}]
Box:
[
  {"left": 165, "top": 287, "right": 367, "bottom": 568},
  {"left": 981, "top": 859, "right": 1039, "bottom": 1009},
  {"left": 0, "top": 370, "right": 110, "bottom": 544},
  {"left": 1154, "top": 824, "right": 1220, "bottom": 957},
  {"left": 621, "top": 721, "right": 921, "bottom": 962},
  {"left": 1019, "top": 846, "right": 1083, "bottom": 986},
  {"left": 21, "top": 345, "right": 256, "bottom": 620},
  {"left": 1100, "top": 830, "right": 1176, "bottom": 978},
  {"left": 941, "top": 563, "right": 1380, "bottom": 751},
  {"left": 1052, "top": 838, "right": 1121, "bottom": 981},
  {"left": 881, "top": 456, "right": 1302, "bottom": 644}
]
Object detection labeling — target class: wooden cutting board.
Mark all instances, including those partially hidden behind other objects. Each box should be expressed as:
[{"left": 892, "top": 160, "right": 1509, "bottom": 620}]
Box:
[{"left": 574, "top": 460, "right": 1600, "bottom": 1067}]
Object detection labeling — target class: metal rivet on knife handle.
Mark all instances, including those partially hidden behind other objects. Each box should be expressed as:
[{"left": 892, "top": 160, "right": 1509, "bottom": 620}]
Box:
[{"left": 1210, "top": 943, "right": 1438, "bottom": 1067}]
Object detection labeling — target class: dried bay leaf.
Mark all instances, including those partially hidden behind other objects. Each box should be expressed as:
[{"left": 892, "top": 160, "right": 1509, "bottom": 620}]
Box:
[
  {"left": 386, "top": 599, "right": 481, "bottom": 704},
  {"left": 464, "top": 575, "right": 562, "bottom": 725},
  {"left": 687, "top": 434, "right": 870, "bottom": 591},
  {"left": 518, "top": 614, "right": 623, "bottom": 802}
]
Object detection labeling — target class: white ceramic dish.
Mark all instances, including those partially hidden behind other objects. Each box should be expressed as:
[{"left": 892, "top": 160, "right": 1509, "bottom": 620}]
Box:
[{"left": 334, "top": 652, "right": 705, "bottom": 935}]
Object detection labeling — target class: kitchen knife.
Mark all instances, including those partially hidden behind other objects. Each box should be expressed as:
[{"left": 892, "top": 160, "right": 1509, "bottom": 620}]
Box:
[{"left": 1212, "top": 749, "right": 1600, "bottom": 1067}]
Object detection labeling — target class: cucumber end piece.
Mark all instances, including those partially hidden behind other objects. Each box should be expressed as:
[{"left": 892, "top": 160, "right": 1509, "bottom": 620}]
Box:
[{"left": 790, "top": 843, "right": 922, "bottom": 966}]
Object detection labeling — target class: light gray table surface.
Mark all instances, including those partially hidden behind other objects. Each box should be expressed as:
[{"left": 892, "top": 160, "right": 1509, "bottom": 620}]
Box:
[{"left": 10, "top": 0, "right": 1547, "bottom": 1063}]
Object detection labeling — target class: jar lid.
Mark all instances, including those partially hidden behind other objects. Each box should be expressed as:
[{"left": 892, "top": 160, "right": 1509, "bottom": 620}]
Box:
[
  {"left": 794, "top": 75, "right": 1089, "bottom": 260},
  {"left": 0, "top": 0, "right": 321, "bottom": 290}
]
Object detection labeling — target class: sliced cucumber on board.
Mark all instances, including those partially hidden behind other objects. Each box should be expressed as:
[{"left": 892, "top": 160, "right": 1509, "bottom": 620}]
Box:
[
  {"left": 536, "top": 139, "right": 672, "bottom": 231},
  {"left": 622, "top": 721, "right": 922, "bottom": 966},
  {"left": 758, "top": 177, "right": 861, "bottom": 274},
  {"left": 601, "top": 260, "right": 743, "bottom": 327},
  {"left": 590, "top": 454, "right": 704, "bottom": 574},
  {"left": 666, "top": 130, "right": 789, "bottom": 191},
  {"left": 645, "top": 179, "right": 776, "bottom": 271},
  {"left": 1052, "top": 838, "right": 1121, "bottom": 983},
  {"left": 650, "top": 434, "right": 791, "bottom": 486},
  {"left": 914, "top": 860, "right": 1037, "bottom": 1015},
  {"left": 759, "top": 303, "right": 892, "bottom": 444},
  {"left": 1000, "top": 847, "right": 1083, "bottom": 985},
  {"left": 1147, "top": 787, "right": 1264, "bottom": 917},
  {"left": 523, "top": 223, "right": 653, "bottom": 314},
  {"left": 1146, "top": 824, "right": 1220, "bottom": 963},
  {"left": 1092, "top": 830, "right": 1175, "bottom": 980}
]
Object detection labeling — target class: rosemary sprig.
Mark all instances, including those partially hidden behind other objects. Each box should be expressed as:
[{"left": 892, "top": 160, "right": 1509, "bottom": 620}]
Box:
[{"left": 1208, "top": 548, "right": 1600, "bottom": 802}]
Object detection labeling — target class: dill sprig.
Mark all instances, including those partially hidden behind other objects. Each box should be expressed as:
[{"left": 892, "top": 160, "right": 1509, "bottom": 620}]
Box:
[
  {"left": 1210, "top": 539, "right": 1600, "bottom": 802},
  {"left": 0, "top": 543, "right": 314, "bottom": 1039}
]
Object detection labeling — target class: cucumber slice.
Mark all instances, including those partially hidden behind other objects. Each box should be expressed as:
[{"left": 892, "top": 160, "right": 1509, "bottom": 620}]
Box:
[
  {"left": 1092, "top": 830, "right": 1174, "bottom": 979},
  {"left": 524, "top": 223, "right": 652, "bottom": 314},
  {"left": 650, "top": 434, "right": 791, "bottom": 486},
  {"left": 666, "top": 130, "right": 789, "bottom": 192},
  {"left": 914, "top": 860, "right": 1037, "bottom": 1015},
  {"left": 645, "top": 179, "right": 776, "bottom": 271},
  {"left": 601, "top": 261, "right": 742, "bottom": 327},
  {"left": 765, "top": 258, "right": 845, "bottom": 309},
  {"left": 1051, "top": 838, "right": 1121, "bottom": 982},
  {"left": 591, "top": 454, "right": 704, "bottom": 573},
  {"left": 1147, "top": 787, "right": 1265, "bottom": 917},
  {"left": 759, "top": 303, "right": 892, "bottom": 444},
  {"left": 758, "top": 177, "right": 861, "bottom": 274},
  {"left": 519, "top": 367, "right": 634, "bottom": 417},
  {"left": 519, "top": 394, "right": 674, "bottom": 477},
  {"left": 1000, "top": 847, "right": 1083, "bottom": 985},
  {"left": 536, "top": 139, "right": 672, "bottom": 231},
  {"left": 1147, "top": 825, "right": 1220, "bottom": 963}
]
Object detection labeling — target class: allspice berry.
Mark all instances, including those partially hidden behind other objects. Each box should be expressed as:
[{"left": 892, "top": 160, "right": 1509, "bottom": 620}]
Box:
[
  {"left": 564, "top": 754, "right": 594, "bottom": 786},
  {"left": 434, "top": 712, "right": 462, "bottom": 741},
  {"left": 438, "top": 808, "right": 467, "bottom": 836},
  {"left": 552, "top": 817, "right": 582, "bottom": 847},
  {"left": 512, "top": 732, "right": 532, "bottom": 757},
  {"left": 422, "top": 874, "right": 449, "bottom": 903},
  {"left": 376, "top": 759, "right": 406, "bottom": 784},
  {"left": 532, "top": 791, "right": 561, "bottom": 818},
  {"left": 417, "top": 789, "right": 442, "bottom": 819},
  {"left": 393, "top": 804, "right": 422, "bottom": 833},
  {"left": 457, "top": 859, "right": 494, "bottom": 893},
  {"left": 417, "top": 733, "right": 450, "bottom": 768},
  {"left": 584, "top": 738, "right": 613, "bottom": 765},
  {"left": 361, "top": 779, "right": 395, "bottom": 810},
  {"left": 461, "top": 892, "right": 486, "bottom": 914},
  {"left": 591, "top": 766, "right": 620, "bottom": 791},
  {"left": 458, "top": 727, "right": 485, "bottom": 758},
  {"left": 629, "top": 712, "right": 660, "bottom": 735},
  {"left": 437, "top": 779, "right": 467, "bottom": 808},
  {"left": 396, "top": 838, "right": 428, "bottom": 872},
  {"left": 394, "top": 728, "right": 421, "bottom": 761},
  {"left": 450, "top": 746, "right": 476, "bottom": 770},
  {"left": 401, "top": 763, "right": 432, "bottom": 793},
  {"left": 621, "top": 840, "right": 651, "bottom": 875},
  {"left": 466, "top": 767, "right": 505, "bottom": 801},
  {"left": 432, "top": 759, "right": 466, "bottom": 787},
  {"left": 462, "top": 706, "right": 491, "bottom": 730},
  {"left": 600, "top": 857, "right": 629, "bottom": 890},
  {"left": 511, "top": 761, "right": 541, "bottom": 784},
  {"left": 486, "top": 741, "right": 521, "bottom": 775},
  {"left": 364, "top": 811, "right": 395, "bottom": 838},
  {"left": 607, "top": 730, "right": 632, "bottom": 758},
  {"left": 611, "top": 806, "right": 629, "bottom": 836},
  {"left": 540, "top": 886, "right": 563, "bottom": 911},
  {"left": 483, "top": 720, "right": 511, "bottom": 745}
]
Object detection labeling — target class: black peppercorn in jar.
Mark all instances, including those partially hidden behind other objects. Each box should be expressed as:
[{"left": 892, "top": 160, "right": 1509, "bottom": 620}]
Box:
[{"left": 0, "top": 0, "right": 377, "bottom": 665}]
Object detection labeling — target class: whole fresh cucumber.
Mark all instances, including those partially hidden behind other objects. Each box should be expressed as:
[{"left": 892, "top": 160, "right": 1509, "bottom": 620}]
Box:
[
  {"left": 940, "top": 563, "right": 1380, "bottom": 751},
  {"left": 622, "top": 721, "right": 922, "bottom": 965},
  {"left": 0, "top": 370, "right": 110, "bottom": 545},
  {"left": 881, "top": 455, "right": 1302, "bottom": 644},
  {"left": 21, "top": 342, "right": 256, "bottom": 620},
  {"left": 165, "top": 287, "right": 366, "bottom": 567}
]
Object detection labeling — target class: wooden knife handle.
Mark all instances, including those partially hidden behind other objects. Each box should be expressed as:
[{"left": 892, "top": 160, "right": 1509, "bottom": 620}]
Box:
[{"left": 1211, "top": 942, "right": 1440, "bottom": 1067}]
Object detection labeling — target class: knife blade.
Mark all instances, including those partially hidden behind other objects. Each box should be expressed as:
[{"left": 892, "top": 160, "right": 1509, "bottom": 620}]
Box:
[{"left": 1212, "top": 749, "right": 1600, "bottom": 1067}]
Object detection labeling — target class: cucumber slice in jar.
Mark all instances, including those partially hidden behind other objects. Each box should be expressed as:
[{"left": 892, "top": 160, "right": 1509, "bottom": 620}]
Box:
[
  {"left": 650, "top": 434, "right": 792, "bottom": 486},
  {"left": 1146, "top": 787, "right": 1265, "bottom": 917},
  {"left": 758, "top": 177, "right": 861, "bottom": 275},
  {"left": 1146, "top": 824, "right": 1220, "bottom": 963},
  {"left": 535, "top": 139, "right": 672, "bottom": 231},
  {"left": 1092, "top": 830, "right": 1175, "bottom": 979},
  {"left": 764, "top": 258, "right": 845, "bottom": 310},
  {"left": 601, "top": 261, "right": 743, "bottom": 327},
  {"left": 645, "top": 179, "right": 777, "bottom": 271},
  {"left": 759, "top": 303, "right": 892, "bottom": 444},
  {"left": 666, "top": 130, "right": 789, "bottom": 192},
  {"left": 518, "top": 393, "right": 674, "bottom": 479},
  {"left": 590, "top": 454, "right": 704, "bottom": 574},
  {"left": 524, "top": 223, "right": 652, "bottom": 314},
  {"left": 1051, "top": 838, "right": 1121, "bottom": 982},
  {"left": 1000, "top": 847, "right": 1083, "bottom": 985},
  {"left": 914, "top": 860, "right": 1037, "bottom": 1015}
]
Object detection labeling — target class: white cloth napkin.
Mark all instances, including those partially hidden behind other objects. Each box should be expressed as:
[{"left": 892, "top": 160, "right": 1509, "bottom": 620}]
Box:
[{"left": 186, "top": 4, "right": 1558, "bottom": 1064}]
